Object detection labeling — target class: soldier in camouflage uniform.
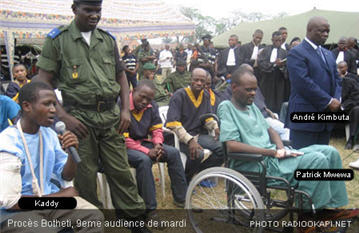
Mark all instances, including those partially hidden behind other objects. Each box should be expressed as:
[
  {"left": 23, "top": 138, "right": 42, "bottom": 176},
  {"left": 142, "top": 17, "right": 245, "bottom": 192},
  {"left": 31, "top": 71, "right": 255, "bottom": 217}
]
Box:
[
  {"left": 137, "top": 42, "right": 156, "bottom": 79},
  {"left": 163, "top": 59, "right": 191, "bottom": 94},
  {"left": 142, "top": 63, "right": 170, "bottom": 106},
  {"left": 35, "top": 1, "right": 149, "bottom": 232}
]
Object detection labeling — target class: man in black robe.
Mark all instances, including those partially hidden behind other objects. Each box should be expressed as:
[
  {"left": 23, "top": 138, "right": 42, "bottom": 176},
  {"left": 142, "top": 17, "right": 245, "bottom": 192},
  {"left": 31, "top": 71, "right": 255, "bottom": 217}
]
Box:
[
  {"left": 217, "top": 35, "right": 240, "bottom": 81},
  {"left": 257, "top": 31, "right": 288, "bottom": 114},
  {"left": 238, "top": 29, "right": 265, "bottom": 83},
  {"left": 332, "top": 37, "right": 357, "bottom": 74}
]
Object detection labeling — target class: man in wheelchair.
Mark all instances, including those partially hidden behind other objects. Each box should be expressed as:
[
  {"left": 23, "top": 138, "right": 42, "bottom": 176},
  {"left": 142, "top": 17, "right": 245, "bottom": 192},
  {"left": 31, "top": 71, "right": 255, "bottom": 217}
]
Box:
[{"left": 217, "top": 67, "right": 356, "bottom": 225}]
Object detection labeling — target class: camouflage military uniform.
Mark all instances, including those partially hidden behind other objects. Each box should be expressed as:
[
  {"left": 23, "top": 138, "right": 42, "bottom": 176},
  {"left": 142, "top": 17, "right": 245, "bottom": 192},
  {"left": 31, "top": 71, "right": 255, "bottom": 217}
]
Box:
[{"left": 37, "top": 21, "right": 145, "bottom": 217}]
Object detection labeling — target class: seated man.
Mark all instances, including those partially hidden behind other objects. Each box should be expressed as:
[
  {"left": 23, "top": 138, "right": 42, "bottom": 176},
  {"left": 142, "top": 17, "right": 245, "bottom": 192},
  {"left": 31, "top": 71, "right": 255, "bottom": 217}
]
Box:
[
  {"left": 219, "top": 64, "right": 290, "bottom": 141},
  {"left": 218, "top": 68, "right": 350, "bottom": 215},
  {"left": 142, "top": 63, "right": 170, "bottom": 106},
  {"left": 0, "top": 82, "right": 103, "bottom": 233},
  {"left": 204, "top": 71, "right": 220, "bottom": 114},
  {"left": 338, "top": 61, "right": 359, "bottom": 150},
  {"left": 125, "top": 80, "right": 187, "bottom": 211},
  {"left": 165, "top": 68, "right": 224, "bottom": 183},
  {"left": 0, "top": 94, "right": 20, "bottom": 132},
  {"left": 164, "top": 59, "right": 191, "bottom": 94}
]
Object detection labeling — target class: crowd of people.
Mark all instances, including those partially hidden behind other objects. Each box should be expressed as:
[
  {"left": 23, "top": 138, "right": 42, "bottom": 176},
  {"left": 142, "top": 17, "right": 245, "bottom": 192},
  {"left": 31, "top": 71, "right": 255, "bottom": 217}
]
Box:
[{"left": 1, "top": 0, "right": 359, "bottom": 233}]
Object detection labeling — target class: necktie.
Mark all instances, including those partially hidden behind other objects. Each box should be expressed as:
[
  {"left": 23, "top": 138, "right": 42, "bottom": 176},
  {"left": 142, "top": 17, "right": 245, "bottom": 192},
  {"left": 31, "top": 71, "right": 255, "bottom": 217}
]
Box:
[{"left": 317, "top": 47, "right": 326, "bottom": 64}]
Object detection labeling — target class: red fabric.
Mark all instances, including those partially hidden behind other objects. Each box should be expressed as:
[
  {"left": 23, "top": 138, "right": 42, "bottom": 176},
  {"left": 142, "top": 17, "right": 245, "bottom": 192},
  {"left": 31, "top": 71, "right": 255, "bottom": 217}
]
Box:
[
  {"left": 125, "top": 137, "right": 150, "bottom": 155},
  {"left": 151, "top": 128, "right": 164, "bottom": 144}
]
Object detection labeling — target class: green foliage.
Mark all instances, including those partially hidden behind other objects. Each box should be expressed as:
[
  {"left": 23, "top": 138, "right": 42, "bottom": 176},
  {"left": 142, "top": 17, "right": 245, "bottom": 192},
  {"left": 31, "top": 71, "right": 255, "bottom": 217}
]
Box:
[{"left": 180, "top": 7, "right": 285, "bottom": 43}]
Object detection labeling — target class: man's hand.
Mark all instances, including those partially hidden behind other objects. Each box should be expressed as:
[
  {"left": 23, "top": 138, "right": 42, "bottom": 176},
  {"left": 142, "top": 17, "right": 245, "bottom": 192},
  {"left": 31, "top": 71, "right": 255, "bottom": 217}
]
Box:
[
  {"left": 59, "top": 131, "right": 79, "bottom": 150},
  {"left": 148, "top": 149, "right": 158, "bottom": 161},
  {"left": 275, "top": 58, "right": 284, "bottom": 67},
  {"left": 61, "top": 114, "right": 88, "bottom": 139},
  {"left": 274, "top": 148, "right": 286, "bottom": 158},
  {"left": 188, "top": 139, "right": 203, "bottom": 160},
  {"left": 265, "top": 107, "right": 278, "bottom": 119},
  {"left": 118, "top": 109, "right": 131, "bottom": 133},
  {"left": 328, "top": 98, "right": 341, "bottom": 112},
  {"left": 148, "top": 144, "right": 162, "bottom": 161},
  {"left": 49, "top": 187, "right": 79, "bottom": 197}
]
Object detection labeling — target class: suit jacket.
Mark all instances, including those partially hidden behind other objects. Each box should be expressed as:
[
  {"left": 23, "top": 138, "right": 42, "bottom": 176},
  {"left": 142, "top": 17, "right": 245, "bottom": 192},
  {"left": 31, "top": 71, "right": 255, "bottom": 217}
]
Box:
[
  {"left": 238, "top": 42, "right": 265, "bottom": 66},
  {"left": 217, "top": 47, "right": 240, "bottom": 77},
  {"left": 331, "top": 48, "right": 357, "bottom": 74},
  {"left": 287, "top": 39, "right": 342, "bottom": 132}
]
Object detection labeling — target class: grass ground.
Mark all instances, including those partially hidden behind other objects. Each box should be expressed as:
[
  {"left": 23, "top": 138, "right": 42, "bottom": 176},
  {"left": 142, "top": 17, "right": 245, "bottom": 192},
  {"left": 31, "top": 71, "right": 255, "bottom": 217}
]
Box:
[
  {"left": 154, "top": 136, "right": 359, "bottom": 209},
  {"left": 148, "top": 136, "right": 359, "bottom": 233}
]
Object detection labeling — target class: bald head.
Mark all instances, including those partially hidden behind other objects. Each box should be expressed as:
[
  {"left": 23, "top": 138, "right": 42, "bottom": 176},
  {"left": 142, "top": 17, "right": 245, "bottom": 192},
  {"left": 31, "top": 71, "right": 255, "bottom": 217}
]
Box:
[
  {"left": 338, "top": 37, "right": 347, "bottom": 50},
  {"left": 232, "top": 64, "right": 255, "bottom": 85},
  {"left": 337, "top": 61, "right": 348, "bottom": 76},
  {"left": 191, "top": 68, "right": 207, "bottom": 93},
  {"left": 306, "top": 16, "right": 330, "bottom": 46}
]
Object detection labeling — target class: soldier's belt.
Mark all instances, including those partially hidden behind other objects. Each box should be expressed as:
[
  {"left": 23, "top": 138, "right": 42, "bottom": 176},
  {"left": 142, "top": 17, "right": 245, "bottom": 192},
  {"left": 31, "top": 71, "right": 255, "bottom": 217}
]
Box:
[{"left": 64, "top": 99, "right": 116, "bottom": 112}]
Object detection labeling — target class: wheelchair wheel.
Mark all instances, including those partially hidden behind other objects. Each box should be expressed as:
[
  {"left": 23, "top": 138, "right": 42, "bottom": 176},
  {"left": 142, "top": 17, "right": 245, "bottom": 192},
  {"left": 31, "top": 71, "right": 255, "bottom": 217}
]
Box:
[{"left": 185, "top": 167, "right": 265, "bottom": 233}]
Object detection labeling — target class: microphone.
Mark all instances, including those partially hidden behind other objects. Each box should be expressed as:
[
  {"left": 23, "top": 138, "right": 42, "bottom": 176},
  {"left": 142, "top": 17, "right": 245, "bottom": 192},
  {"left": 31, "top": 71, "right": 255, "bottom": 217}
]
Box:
[{"left": 55, "top": 121, "right": 81, "bottom": 163}]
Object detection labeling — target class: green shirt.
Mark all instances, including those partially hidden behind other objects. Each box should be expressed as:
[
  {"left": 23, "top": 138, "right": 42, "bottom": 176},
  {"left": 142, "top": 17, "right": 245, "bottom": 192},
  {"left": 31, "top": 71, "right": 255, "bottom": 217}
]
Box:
[
  {"left": 164, "top": 71, "right": 191, "bottom": 93},
  {"left": 218, "top": 100, "right": 274, "bottom": 172},
  {"left": 37, "top": 20, "right": 123, "bottom": 129},
  {"left": 153, "top": 77, "right": 170, "bottom": 106}
]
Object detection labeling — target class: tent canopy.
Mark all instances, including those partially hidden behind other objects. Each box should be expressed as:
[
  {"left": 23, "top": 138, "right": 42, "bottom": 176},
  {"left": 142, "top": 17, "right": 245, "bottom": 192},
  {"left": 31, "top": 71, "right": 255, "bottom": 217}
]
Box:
[
  {"left": 213, "top": 9, "right": 359, "bottom": 48},
  {"left": 0, "top": 0, "right": 195, "bottom": 79}
]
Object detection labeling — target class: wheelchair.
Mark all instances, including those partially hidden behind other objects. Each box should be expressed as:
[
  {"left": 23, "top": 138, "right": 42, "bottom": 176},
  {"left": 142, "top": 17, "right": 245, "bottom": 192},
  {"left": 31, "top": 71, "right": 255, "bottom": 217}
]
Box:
[{"left": 185, "top": 141, "right": 314, "bottom": 233}]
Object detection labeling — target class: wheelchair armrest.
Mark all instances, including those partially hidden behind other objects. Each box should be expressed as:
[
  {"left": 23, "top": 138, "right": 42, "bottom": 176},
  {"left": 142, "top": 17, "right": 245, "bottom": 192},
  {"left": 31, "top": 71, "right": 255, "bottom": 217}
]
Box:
[
  {"left": 282, "top": 140, "right": 292, "bottom": 147},
  {"left": 227, "top": 152, "right": 264, "bottom": 162},
  {"left": 162, "top": 127, "right": 180, "bottom": 149}
]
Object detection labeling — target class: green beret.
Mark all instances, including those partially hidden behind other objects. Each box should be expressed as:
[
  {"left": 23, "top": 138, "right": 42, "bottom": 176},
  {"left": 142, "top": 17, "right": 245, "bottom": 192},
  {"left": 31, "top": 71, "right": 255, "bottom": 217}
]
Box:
[
  {"left": 176, "top": 60, "right": 187, "bottom": 66},
  {"left": 202, "top": 34, "right": 212, "bottom": 41},
  {"left": 74, "top": 0, "right": 102, "bottom": 5},
  {"left": 143, "top": 63, "right": 156, "bottom": 70}
]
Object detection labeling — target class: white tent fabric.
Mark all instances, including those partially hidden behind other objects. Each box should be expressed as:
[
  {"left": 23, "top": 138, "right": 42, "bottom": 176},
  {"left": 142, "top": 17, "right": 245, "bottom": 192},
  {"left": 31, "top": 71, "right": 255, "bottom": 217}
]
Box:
[{"left": 0, "top": 0, "right": 195, "bottom": 80}]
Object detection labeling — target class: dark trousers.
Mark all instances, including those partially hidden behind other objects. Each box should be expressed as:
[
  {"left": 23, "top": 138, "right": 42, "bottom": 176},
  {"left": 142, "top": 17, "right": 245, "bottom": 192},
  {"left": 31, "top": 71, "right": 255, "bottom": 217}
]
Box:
[
  {"left": 290, "top": 129, "right": 331, "bottom": 149},
  {"left": 180, "top": 134, "right": 224, "bottom": 182},
  {"left": 348, "top": 106, "right": 359, "bottom": 141},
  {"left": 126, "top": 74, "right": 137, "bottom": 89},
  {"left": 74, "top": 127, "right": 145, "bottom": 218},
  {"left": 127, "top": 142, "right": 187, "bottom": 211}
]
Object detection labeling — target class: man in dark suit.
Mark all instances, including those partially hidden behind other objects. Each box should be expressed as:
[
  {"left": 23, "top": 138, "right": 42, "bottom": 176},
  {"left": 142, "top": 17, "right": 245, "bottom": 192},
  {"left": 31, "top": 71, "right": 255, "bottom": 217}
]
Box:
[
  {"left": 331, "top": 37, "right": 357, "bottom": 74},
  {"left": 287, "top": 16, "right": 342, "bottom": 149},
  {"left": 217, "top": 35, "right": 240, "bottom": 81},
  {"left": 238, "top": 29, "right": 265, "bottom": 83}
]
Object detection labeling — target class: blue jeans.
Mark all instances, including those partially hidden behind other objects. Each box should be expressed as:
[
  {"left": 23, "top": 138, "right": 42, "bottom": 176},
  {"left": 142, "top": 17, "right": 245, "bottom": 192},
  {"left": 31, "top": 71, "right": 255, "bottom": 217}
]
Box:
[
  {"left": 180, "top": 134, "right": 224, "bottom": 182},
  {"left": 127, "top": 142, "right": 187, "bottom": 210}
]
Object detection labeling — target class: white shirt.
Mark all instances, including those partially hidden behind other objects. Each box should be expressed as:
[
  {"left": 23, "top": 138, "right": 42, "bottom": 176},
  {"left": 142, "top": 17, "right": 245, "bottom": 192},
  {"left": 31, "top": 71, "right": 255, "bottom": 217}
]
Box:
[
  {"left": 250, "top": 45, "right": 259, "bottom": 60},
  {"left": 159, "top": 49, "right": 173, "bottom": 68},
  {"left": 270, "top": 48, "right": 278, "bottom": 63},
  {"left": 281, "top": 42, "right": 287, "bottom": 50},
  {"left": 336, "top": 51, "right": 345, "bottom": 64},
  {"left": 226, "top": 48, "right": 236, "bottom": 66},
  {"left": 81, "top": 31, "right": 92, "bottom": 46}
]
